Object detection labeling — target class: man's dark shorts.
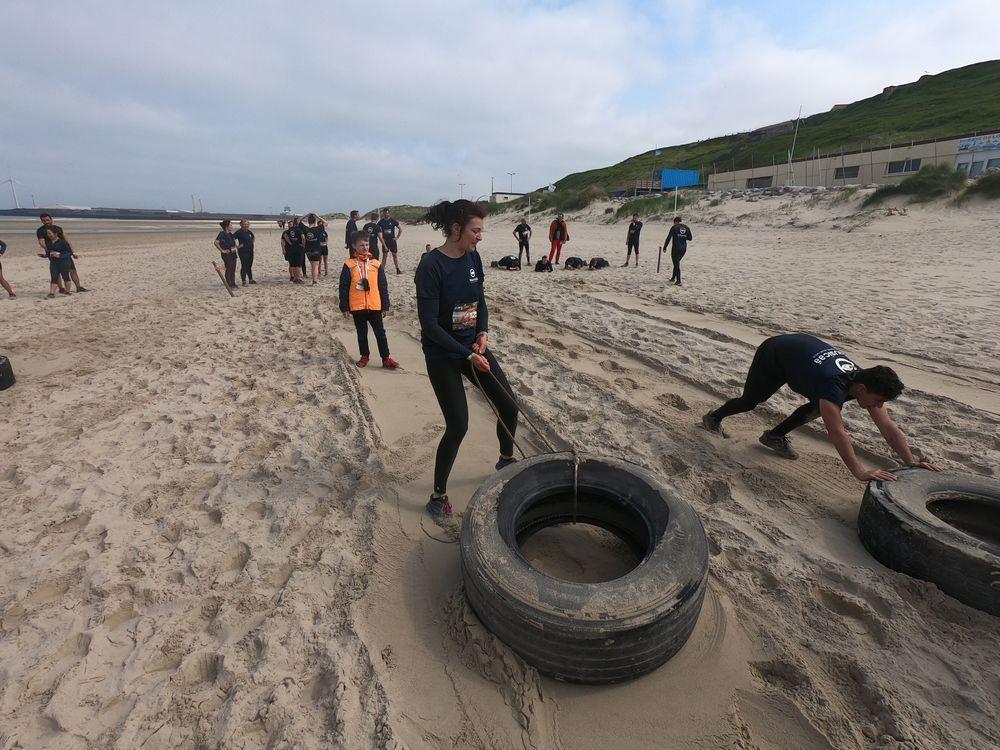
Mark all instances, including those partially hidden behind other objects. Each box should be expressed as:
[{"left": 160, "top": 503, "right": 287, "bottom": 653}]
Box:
[{"left": 384, "top": 237, "right": 398, "bottom": 254}]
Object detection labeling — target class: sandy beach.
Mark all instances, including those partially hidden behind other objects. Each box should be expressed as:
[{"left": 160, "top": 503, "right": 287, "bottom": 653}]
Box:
[{"left": 1, "top": 191, "right": 998, "bottom": 749}]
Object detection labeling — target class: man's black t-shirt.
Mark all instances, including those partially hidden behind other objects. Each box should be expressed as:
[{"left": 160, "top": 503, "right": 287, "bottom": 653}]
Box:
[
  {"left": 303, "top": 225, "right": 323, "bottom": 252},
  {"left": 37, "top": 224, "right": 66, "bottom": 253},
  {"left": 362, "top": 222, "right": 381, "bottom": 258},
  {"left": 286, "top": 226, "right": 303, "bottom": 248},
  {"left": 378, "top": 218, "right": 399, "bottom": 241},
  {"left": 627, "top": 220, "right": 643, "bottom": 243},
  {"left": 664, "top": 223, "right": 692, "bottom": 252},
  {"left": 768, "top": 334, "right": 859, "bottom": 407},
  {"left": 234, "top": 228, "right": 255, "bottom": 251},
  {"left": 345, "top": 218, "right": 358, "bottom": 248},
  {"left": 515, "top": 223, "right": 531, "bottom": 241},
  {"left": 414, "top": 249, "right": 488, "bottom": 360},
  {"left": 216, "top": 231, "right": 236, "bottom": 251}
]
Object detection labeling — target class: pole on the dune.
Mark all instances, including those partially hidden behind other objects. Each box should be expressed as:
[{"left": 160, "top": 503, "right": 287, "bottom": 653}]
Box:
[{"left": 656, "top": 245, "right": 662, "bottom": 274}]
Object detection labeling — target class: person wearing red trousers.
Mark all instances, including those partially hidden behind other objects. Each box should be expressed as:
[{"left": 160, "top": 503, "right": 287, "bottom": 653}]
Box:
[{"left": 548, "top": 213, "right": 569, "bottom": 264}]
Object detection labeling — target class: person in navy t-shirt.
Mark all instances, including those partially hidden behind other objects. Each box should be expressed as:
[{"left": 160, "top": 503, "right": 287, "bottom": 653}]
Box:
[
  {"left": 234, "top": 219, "right": 256, "bottom": 285},
  {"left": 345, "top": 210, "right": 360, "bottom": 256},
  {"left": 512, "top": 218, "right": 531, "bottom": 264},
  {"left": 361, "top": 212, "right": 382, "bottom": 261},
  {"left": 415, "top": 199, "right": 519, "bottom": 522},
  {"left": 377, "top": 208, "right": 402, "bottom": 274},
  {"left": 623, "top": 213, "right": 642, "bottom": 267},
  {"left": 702, "top": 333, "right": 941, "bottom": 483}
]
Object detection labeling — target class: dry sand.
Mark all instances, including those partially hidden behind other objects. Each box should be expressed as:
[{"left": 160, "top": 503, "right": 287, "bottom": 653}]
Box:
[{"left": 0, "top": 192, "right": 998, "bottom": 749}]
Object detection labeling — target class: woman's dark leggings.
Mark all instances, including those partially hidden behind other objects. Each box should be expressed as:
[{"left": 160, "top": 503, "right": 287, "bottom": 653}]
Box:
[
  {"left": 711, "top": 339, "right": 820, "bottom": 436},
  {"left": 518, "top": 241, "right": 530, "bottom": 263},
  {"left": 352, "top": 311, "right": 390, "bottom": 359},
  {"left": 238, "top": 249, "right": 254, "bottom": 282},
  {"left": 426, "top": 350, "right": 519, "bottom": 495},
  {"left": 220, "top": 252, "right": 237, "bottom": 287}
]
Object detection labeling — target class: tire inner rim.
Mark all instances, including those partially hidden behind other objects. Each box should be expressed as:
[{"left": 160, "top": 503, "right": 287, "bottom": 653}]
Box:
[
  {"left": 514, "top": 487, "right": 655, "bottom": 583},
  {"left": 926, "top": 492, "right": 1000, "bottom": 547}
]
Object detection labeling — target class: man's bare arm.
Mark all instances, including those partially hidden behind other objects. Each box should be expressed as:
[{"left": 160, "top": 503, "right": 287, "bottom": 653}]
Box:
[{"left": 819, "top": 400, "right": 898, "bottom": 482}]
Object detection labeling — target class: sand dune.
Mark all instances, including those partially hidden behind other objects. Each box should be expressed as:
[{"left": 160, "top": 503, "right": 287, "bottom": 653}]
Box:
[{"left": 0, "top": 193, "right": 997, "bottom": 749}]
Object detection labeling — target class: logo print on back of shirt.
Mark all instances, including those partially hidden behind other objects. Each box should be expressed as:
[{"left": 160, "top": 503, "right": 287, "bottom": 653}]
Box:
[{"left": 835, "top": 358, "right": 857, "bottom": 373}]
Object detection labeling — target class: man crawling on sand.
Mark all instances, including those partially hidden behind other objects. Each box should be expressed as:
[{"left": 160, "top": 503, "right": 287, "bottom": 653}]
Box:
[{"left": 701, "top": 333, "right": 940, "bottom": 482}]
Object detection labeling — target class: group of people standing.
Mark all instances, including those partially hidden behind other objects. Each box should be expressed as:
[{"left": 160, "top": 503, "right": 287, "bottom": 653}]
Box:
[
  {"left": 623, "top": 214, "right": 692, "bottom": 284},
  {"left": 18, "top": 214, "right": 91, "bottom": 299},
  {"left": 507, "top": 212, "right": 693, "bottom": 284},
  {"left": 343, "top": 209, "right": 404, "bottom": 273}
]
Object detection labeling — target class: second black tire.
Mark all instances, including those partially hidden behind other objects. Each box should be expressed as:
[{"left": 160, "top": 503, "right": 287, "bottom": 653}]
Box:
[
  {"left": 858, "top": 468, "right": 1000, "bottom": 616},
  {"left": 460, "top": 452, "right": 709, "bottom": 684}
]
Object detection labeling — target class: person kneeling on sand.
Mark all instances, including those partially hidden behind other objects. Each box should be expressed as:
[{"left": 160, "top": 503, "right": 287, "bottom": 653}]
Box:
[
  {"left": 701, "top": 333, "right": 940, "bottom": 482},
  {"left": 339, "top": 230, "right": 400, "bottom": 370}
]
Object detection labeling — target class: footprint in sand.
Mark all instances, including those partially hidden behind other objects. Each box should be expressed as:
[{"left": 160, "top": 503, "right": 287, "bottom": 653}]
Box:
[
  {"left": 810, "top": 586, "right": 889, "bottom": 646},
  {"left": 657, "top": 392, "right": 690, "bottom": 411},
  {"left": 599, "top": 359, "right": 627, "bottom": 373}
]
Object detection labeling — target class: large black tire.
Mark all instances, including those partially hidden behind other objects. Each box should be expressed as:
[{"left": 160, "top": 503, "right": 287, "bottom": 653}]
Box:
[
  {"left": 460, "top": 452, "right": 709, "bottom": 684},
  {"left": 858, "top": 469, "right": 1000, "bottom": 616},
  {"left": 0, "top": 355, "right": 14, "bottom": 391}
]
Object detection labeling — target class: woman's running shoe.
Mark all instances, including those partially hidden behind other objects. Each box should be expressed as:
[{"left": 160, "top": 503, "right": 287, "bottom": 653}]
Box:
[
  {"left": 425, "top": 495, "right": 453, "bottom": 518},
  {"left": 382, "top": 357, "right": 401, "bottom": 369},
  {"left": 495, "top": 456, "right": 517, "bottom": 471},
  {"left": 357, "top": 356, "right": 369, "bottom": 368}
]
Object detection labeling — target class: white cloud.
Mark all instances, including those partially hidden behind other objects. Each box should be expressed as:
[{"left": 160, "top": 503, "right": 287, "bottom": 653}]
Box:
[{"left": 0, "top": 0, "right": 996, "bottom": 211}]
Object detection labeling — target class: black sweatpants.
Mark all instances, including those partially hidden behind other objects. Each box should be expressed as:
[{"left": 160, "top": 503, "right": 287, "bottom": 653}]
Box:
[
  {"left": 518, "top": 240, "right": 531, "bottom": 264},
  {"left": 221, "top": 252, "right": 237, "bottom": 288},
  {"left": 627, "top": 239, "right": 639, "bottom": 258},
  {"left": 711, "top": 338, "right": 821, "bottom": 436},
  {"left": 238, "top": 249, "right": 254, "bottom": 282},
  {"left": 352, "top": 311, "right": 390, "bottom": 359},
  {"left": 670, "top": 247, "right": 686, "bottom": 282},
  {"left": 426, "top": 350, "right": 519, "bottom": 495}
]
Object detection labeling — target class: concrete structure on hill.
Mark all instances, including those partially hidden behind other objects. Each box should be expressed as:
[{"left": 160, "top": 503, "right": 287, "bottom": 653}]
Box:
[
  {"left": 491, "top": 192, "right": 525, "bottom": 203},
  {"left": 707, "top": 129, "right": 1000, "bottom": 190}
]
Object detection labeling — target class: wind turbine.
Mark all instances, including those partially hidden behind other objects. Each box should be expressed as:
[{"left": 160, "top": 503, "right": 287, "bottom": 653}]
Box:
[{"left": 1, "top": 168, "right": 24, "bottom": 209}]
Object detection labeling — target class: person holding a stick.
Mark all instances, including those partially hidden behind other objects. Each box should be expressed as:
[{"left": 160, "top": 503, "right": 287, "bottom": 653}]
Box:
[
  {"left": 662, "top": 216, "right": 692, "bottom": 285},
  {"left": 415, "top": 199, "right": 519, "bottom": 520},
  {"left": 214, "top": 220, "right": 238, "bottom": 289}
]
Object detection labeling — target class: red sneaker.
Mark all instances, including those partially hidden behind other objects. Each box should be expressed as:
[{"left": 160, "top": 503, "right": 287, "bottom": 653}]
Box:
[
  {"left": 357, "top": 356, "right": 369, "bottom": 368},
  {"left": 382, "top": 357, "right": 401, "bottom": 369}
]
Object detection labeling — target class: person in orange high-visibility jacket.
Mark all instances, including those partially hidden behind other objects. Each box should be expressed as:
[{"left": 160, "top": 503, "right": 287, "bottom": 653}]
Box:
[
  {"left": 339, "top": 230, "right": 401, "bottom": 369},
  {"left": 548, "top": 213, "right": 569, "bottom": 264}
]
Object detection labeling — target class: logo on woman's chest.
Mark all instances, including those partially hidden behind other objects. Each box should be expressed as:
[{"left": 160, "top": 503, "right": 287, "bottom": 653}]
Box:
[{"left": 469, "top": 267, "right": 479, "bottom": 283}]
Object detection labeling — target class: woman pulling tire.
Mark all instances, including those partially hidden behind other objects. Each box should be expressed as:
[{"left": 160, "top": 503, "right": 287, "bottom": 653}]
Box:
[{"left": 414, "top": 200, "right": 519, "bottom": 520}]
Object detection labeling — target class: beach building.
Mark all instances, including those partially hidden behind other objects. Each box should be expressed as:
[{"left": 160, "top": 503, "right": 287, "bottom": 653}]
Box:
[
  {"left": 491, "top": 192, "right": 526, "bottom": 203},
  {"left": 707, "top": 129, "right": 1000, "bottom": 190}
]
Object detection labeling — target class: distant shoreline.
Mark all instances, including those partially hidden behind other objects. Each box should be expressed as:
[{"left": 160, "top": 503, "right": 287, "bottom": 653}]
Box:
[{"left": 0, "top": 208, "right": 282, "bottom": 222}]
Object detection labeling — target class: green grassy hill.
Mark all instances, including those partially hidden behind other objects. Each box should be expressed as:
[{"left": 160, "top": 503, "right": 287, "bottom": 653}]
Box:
[{"left": 555, "top": 60, "right": 1000, "bottom": 192}]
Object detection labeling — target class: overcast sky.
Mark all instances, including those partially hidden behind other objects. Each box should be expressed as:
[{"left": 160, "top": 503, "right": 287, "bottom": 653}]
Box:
[{"left": 1, "top": 0, "right": 997, "bottom": 213}]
